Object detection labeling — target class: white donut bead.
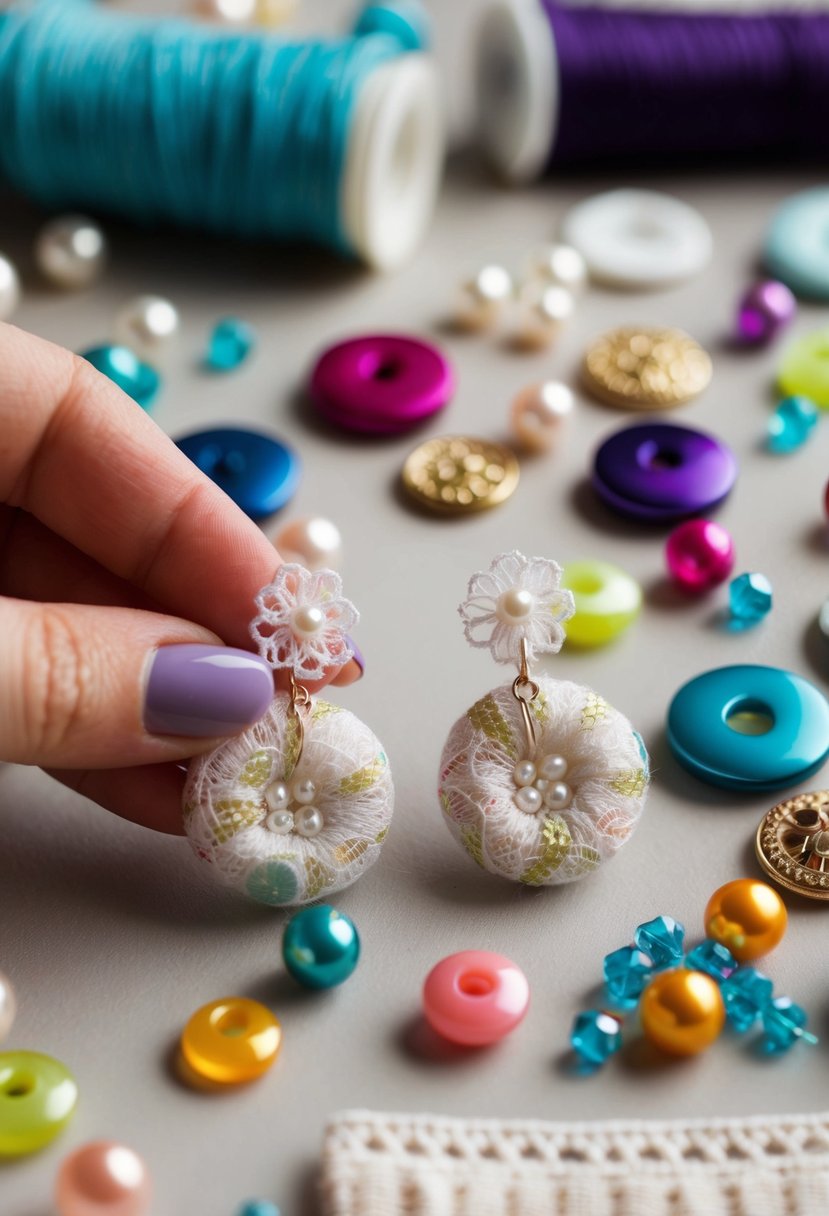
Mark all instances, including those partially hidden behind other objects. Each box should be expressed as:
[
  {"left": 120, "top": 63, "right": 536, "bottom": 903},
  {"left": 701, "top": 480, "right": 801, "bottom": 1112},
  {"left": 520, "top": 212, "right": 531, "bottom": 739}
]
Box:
[
  {"left": 114, "top": 295, "right": 179, "bottom": 366},
  {"left": 0, "top": 255, "right": 21, "bottom": 322},
  {"left": 510, "top": 381, "right": 573, "bottom": 452},
  {"left": 455, "top": 265, "right": 513, "bottom": 331},
  {"left": 274, "top": 517, "right": 343, "bottom": 571},
  {"left": 35, "top": 214, "right": 107, "bottom": 289}
]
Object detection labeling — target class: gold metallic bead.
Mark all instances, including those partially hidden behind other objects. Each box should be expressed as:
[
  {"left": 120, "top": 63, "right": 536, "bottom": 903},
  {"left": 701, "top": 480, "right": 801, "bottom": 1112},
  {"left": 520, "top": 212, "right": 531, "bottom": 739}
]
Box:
[
  {"left": 756, "top": 792, "right": 829, "bottom": 902},
  {"left": 401, "top": 436, "right": 520, "bottom": 514},
  {"left": 582, "top": 326, "right": 712, "bottom": 410},
  {"left": 704, "top": 878, "right": 787, "bottom": 962},
  {"left": 640, "top": 968, "right": 725, "bottom": 1057}
]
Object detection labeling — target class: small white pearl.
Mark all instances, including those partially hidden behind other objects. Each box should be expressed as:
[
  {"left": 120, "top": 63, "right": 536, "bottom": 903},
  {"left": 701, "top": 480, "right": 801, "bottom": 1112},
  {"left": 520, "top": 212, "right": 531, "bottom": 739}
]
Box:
[
  {"left": 510, "top": 381, "right": 574, "bottom": 453},
  {"left": 264, "top": 781, "right": 290, "bottom": 812},
  {"left": 291, "top": 605, "right": 325, "bottom": 637},
  {"left": 35, "top": 215, "right": 106, "bottom": 289},
  {"left": 295, "top": 805, "right": 324, "bottom": 837},
  {"left": 514, "top": 786, "right": 543, "bottom": 815},
  {"left": 455, "top": 265, "right": 513, "bottom": 332},
  {"left": 0, "top": 970, "right": 16, "bottom": 1042},
  {"left": 292, "top": 777, "right": 317, "bottom": 805},
  {"left": 496, "top": 587, "right": 534, "bottom": 624},
  {"left": 534, "top": 778, "right": 549, "bottom": 795},
  {"left": 114, "top": 295, "right": 179, "bottom": 366},
  {"left": 544, "top": 781, "right": 572, "bottom": 810},
  {"left": 274, "top": 517, "right": 342, "bottom": 572},
  {"left": 265, "top": 808, "right": 294, "bottom": 835},
  {"left": 538, "top": 754, "right": 568, "bottom": 782},
  {"left": 516, "top": 284, "right": 574, "bottom": 350},
  {"left": 194, "top": 0, "right": 255, "bottom": 21},
  {"left": 527, "top": 243, "right": 588, "bottom": 294},
  {"left": 0, "top": 254, "right": 21, "bottom": 322},
  {"left": 513, "top": 760, "right": 537, "bottom": 787}
]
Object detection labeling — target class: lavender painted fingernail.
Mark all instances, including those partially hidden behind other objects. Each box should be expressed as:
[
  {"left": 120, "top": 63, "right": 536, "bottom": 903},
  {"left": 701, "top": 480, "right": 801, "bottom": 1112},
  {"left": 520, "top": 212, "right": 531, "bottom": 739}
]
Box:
[
  {"left": 144, "top": 645, "right": 274, "bottom": 737},
  {"left": 346, "top": 636, "right": 365, "bottom": 676}
]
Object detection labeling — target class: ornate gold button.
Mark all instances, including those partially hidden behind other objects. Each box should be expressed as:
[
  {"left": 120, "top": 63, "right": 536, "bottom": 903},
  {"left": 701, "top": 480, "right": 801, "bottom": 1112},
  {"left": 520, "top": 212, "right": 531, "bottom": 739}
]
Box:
[
  {"left": 755, "top": 790, "right": 829, "bottom": 902},
  {"left": 583, "top": 326, "right": 712, "bottom": 410},
  {"left": 401, "top": 436, "right": 520, "bottom": 513}
]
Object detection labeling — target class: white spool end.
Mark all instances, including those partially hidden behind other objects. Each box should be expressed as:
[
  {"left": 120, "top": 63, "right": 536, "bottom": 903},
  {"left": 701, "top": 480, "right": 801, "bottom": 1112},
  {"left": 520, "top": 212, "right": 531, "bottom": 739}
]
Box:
[
  {"left": 343, "top": 55, "right": 444, "bottom": 271},
  {"left": 475, "top": 0, "right": 557, "bottom": 183}
]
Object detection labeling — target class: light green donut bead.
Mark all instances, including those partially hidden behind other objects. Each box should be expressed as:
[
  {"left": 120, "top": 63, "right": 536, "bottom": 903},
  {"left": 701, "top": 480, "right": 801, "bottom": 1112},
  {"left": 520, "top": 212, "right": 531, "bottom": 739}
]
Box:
[
  {"left": 0, "top": 1051, "right": 78, "bottom": 1156},
  {"left": 563, "top": 560, "right": 642, "bottom": 648},
  {"left": 778, "top": 326, "right": 829, "bottom": 408}
]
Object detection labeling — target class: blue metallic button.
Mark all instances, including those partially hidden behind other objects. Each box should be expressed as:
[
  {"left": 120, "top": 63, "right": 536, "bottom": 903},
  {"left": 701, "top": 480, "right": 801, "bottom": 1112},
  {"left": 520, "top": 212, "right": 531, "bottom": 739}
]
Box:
[
  {"left": 764, "top": 188, "right": 829, "bottom": 300},
  {"left": 176, "top": 427, "right": 300, "bottom": 519},
  {"left": 668, "top": 665, "right": 829, "bottom": 792},
  {"left": 80, "top": 344, "right": 160, "bottom": 411}
]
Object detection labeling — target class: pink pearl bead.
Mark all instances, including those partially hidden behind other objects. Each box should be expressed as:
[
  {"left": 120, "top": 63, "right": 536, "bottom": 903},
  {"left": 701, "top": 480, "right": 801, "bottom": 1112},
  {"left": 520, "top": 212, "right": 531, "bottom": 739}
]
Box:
[
  {"left": 56, "top": 1142, "right": 151, "bottom": 1216},
  {"left": 422, "top": 950, "right": 529, "bottom": 1046},
  {"left": 666, "top": 519, "right": 735, "bottom": 593}
]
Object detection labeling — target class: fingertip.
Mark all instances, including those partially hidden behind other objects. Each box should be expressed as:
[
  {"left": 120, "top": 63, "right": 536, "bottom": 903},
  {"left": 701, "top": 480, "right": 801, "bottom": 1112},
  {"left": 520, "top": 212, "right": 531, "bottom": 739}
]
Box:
[{"left": 331, "top": 657, "right": 363, "bottom": 687}]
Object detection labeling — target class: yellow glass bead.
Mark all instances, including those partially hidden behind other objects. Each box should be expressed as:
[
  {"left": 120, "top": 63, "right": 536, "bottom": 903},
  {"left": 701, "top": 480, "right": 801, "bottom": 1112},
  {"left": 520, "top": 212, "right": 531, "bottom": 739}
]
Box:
[
  {"left": 180, "top": 997, "right": 281, "bottom": 1085},
  {"left": 562, "top": 560, "right": 642, "bottom": 647},
  {"left": 704, "top": 878, "right": 787, "bottom": 962},
  {"left": 0, "top": 1051, "right": 78, "bottom": 1156},
  {"left": 640, "top": 968, "right": 725, "bottom": 1057}
]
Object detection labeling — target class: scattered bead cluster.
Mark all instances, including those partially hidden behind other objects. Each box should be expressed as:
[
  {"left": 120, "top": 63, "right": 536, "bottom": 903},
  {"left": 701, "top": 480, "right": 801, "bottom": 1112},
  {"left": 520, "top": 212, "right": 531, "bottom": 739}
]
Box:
[
  {"left": 263, "top": 775, "right": 324, "bottom": 837},
  {"left": 512, "top": 755, "right": 572, "bottom": 815}
]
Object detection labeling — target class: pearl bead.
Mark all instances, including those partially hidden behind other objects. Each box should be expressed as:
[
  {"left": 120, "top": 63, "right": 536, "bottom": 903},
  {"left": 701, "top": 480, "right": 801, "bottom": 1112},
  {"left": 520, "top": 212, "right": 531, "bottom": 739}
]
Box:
[
  {"left": 544, "top": 781, "right": 572, "bottom": 810},
  {"left": 274, "top": 517, "right": 343, "bottom": 571},
  {"left": 265, "top": 809, "right": 294, "bottom": 836},
  {"left": 538, "top": 754, "right": 568, "bottom": 782},
  {"left": 510, "top": 381, "right": 574, "bottom": 453},
  {"left": 512, "top": 760, "right": 537, "bottom": 787},
  {"left": 113, "top": 295, "right": 179, "bottom": 366},
  {"left": 294, "top": 806, "right": 324, "bottom": 837},
  {"left": 282, "top": 905, "right": 360, "bottom": 989},
  {"left": 455, "top": 265, "right": 513, "bottom": 331},
  {"left": 291, "top": 605, "right": 325, "bottom": 637},
  {"left": 496, "top": 587, "right": 534, "bottom": 624},
  {"left": 640, "top": 969, "right": 725, "bottom": 1057},
  {"left": 527, "top": 243, "right": 588, "bottom": 294},
  {"left": 0, "top": 971, "right": 16, "bottom": 1042},
  {"left": 264, "top": 781, "right": 290, "bottom": 812},
  {"left": 704, "top": 879, "right": 787, "bottom": 963},
  {"left": 514, "top": 786, "right": 543, "bottom": 815},
  {"left": 35, "top": 215, "right": 106, "bottom": 289},
  {"left": 516, "top": 284, "right": 574, "bottom": 349},
  {"left": 291, "top": 777, "right": 317, "bottom": 805},
  {"left": 55, "top": 1141, "right": 151, "bottom": 1216},
  {"left": 0, "top": 254, "right": 21, "bottom": 322}
]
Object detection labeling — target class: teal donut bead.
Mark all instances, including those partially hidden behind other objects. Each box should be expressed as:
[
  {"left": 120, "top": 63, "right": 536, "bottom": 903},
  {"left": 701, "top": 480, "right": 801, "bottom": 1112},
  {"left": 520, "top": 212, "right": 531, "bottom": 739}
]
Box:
[
  {"left": 764, "top": 188, "right": 829, "bottom": 300},
  {"left": 0, "top": 1050, "right": 78, "bottom": 1156},
  {"left": 668, "top": 665, "right": 829, "bottom": 792},
  {"left": 282, "top": 905, "right": 360, "bottom": 990}
]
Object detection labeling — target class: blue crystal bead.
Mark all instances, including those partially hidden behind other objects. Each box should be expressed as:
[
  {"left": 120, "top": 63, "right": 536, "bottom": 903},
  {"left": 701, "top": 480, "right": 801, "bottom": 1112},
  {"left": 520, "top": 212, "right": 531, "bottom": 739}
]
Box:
[
  {"left": 729, "top": 572, "right": 773, "bottom": 623},
  {"left": 80, "top": 344, "right": 160, "bottom": 410},
  {"left": 570, "top": 1010, "right": 622, "bottom": 1066},
  {"left": 760, "top": 997, "right": 816, "bottom": 1055},
  {"left": 603, "top": 947, "right": 654, "bottom": 1010},
  {"left": 633, "top": 916, "right": 685, "bottom": 969},
  {"left": 238, "top": 1204, "right": 280, "bottom": 1216},
  {"left": 721, "top": 967, "right": 773, "bottom": 1033},
  {"left": 767, "top": 395, "right": 819, "bottom": 453},
  {"left": 685, "top": 939, "right": 737, "bottom": 983},
  {"left": 205, "top": 318, "right": 256, "bottom": 371}
]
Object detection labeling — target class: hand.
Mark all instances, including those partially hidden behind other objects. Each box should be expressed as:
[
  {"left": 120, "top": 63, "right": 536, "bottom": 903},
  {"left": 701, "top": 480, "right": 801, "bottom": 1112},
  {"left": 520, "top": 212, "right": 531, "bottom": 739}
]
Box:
[{"left": 0, "top": 324, "right": 361, "bottom": 834}]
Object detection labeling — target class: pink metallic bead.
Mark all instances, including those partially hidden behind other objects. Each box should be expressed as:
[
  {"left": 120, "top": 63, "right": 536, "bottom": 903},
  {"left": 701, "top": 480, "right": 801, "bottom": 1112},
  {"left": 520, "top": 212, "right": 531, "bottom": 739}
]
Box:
[
  {"left": 666, "top": 519, "right": 735, "bottom": 593},
  {"left": 422, "top": 950, "right": 529, "bottom": 1047},
  {"left": 56, "top": 1142, "right": 151, "bottom": 1216},
  {"left": 736, "top": 280, "right": 796, "bottom": 347}
]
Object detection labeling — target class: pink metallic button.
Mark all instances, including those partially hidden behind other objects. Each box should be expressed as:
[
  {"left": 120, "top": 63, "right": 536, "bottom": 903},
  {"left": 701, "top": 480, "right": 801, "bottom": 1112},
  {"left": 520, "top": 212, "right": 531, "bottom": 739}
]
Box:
[
  {"left": 309, "top": 334, "right": 454, "bottom": 435},
  {"left": 422, "top": 950, "right": 530, "bottom": 1046}
]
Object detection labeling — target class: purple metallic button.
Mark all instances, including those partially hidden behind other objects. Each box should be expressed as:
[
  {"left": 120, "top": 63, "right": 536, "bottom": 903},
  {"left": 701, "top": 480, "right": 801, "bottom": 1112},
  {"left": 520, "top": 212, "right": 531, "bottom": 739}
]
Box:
[
  {"left": 309, "top": 334, "right": 455, "bottom": 435},
  {"left": 593, "top": 422, "right": 737, "bottom": 522}
]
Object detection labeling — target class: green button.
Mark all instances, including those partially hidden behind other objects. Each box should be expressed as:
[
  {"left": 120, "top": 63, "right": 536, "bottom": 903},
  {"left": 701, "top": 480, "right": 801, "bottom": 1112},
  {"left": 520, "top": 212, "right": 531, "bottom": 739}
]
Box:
[
  {"left": 778, "top": 326, "right": 829, "bottom": 408},
  {"left": 0, "top": 1051, "right": 78, "bottom": 1156}
]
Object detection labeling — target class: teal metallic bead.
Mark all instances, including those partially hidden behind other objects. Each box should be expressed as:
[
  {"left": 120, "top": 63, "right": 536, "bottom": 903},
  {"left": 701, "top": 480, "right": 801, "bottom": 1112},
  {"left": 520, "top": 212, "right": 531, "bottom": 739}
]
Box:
[
  {"left": 80, "top": 344, "right": 160, "bottom": 410},
  {"left": 282, "top": 905, "right": 360, "bottom": 990}
]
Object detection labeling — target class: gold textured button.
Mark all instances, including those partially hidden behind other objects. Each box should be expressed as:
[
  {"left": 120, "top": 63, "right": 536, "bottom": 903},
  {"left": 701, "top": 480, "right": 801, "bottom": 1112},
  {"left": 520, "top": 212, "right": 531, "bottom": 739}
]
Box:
[
  {"left": 755, "top": 790, "right": 829, "bottom": 902},
  {"left": 401, "top": 435, "right": 520, "bottom": 513},
  {"left": 582, "top": 326, "right": 712, "bottom": 410}
]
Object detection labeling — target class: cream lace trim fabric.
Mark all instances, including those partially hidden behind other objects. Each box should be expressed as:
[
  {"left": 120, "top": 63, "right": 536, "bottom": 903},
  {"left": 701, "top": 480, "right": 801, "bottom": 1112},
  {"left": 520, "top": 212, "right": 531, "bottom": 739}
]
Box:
[{"left": 321, "top": 1108, "right": 829, "bottom": 1215}]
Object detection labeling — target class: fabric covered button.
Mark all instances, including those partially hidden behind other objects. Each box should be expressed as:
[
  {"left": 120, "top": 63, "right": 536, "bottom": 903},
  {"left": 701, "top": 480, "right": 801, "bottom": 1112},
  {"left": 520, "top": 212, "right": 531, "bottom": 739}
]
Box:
[
  {"left": 592, "top": 422, "right": 737, "bottom": 522},
  {"left": 764, "top": 188, "right": 829, "bottom": 300},
  {"left": 777, "top": 326, "right": 829, "bottom": 408},
  {"left": 180, "top": 997, "right": 281, "bottom": 1085},
  {"left": 0, "top": 1050, "right": 78, "bottom": 1156},
  {"left": 422, "top": 950, "right": 529, "bottom": 1046},
  {"left": 562, "top": 560, "right": 641, "bottom": 647},
  {"left": 309, "top": 334, "right": 454, "bottom": 435},
  {"left": 667, "top": 665, "right": 829, "bottom": 792},
  {"left": 176, "top": 427, "right": 300, "bottom": 519}
]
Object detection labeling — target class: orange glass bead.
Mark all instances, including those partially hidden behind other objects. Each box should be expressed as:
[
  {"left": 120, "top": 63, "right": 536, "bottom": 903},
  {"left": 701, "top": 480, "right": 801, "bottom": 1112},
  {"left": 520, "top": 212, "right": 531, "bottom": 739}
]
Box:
[
  {"left": 180, "top": 998, "right": 281, "bottom": 1085},
  {"left": 704, "top": 878, "right": 787, "bottom": 962},
  {"left": 640, "top": 968, "right": 725, "bottom": 1057}
]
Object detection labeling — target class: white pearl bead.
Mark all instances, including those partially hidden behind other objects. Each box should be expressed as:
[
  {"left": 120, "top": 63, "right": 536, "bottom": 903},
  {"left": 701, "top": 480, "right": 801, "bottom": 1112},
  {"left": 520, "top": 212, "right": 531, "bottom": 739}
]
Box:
[
  {"left": 496, "top": 587, "right": 534, "bottom": 624},
  {"left": 274, "top": 517, "right": 342, "bottom": 572},
  {"left": 455, "top": 265, "right": 513, "bottom": 331},
  {"left": 513, "top": 760, "right": 537, "bottom": 787},
  {"left": 265, "top": 808, "right": 294, "bottom": 835},
  {"left": 295, "top": 805, "right": 324, "bottom": 837},
  {"left": 510, "top": 381, "right": 574, "bottom": 453},
  {"left": 514, "top": 786, "right": 543, "bottom": 815},
  {"left": 114, "top": 295, "right": 179, "bottom": 366},
  {"left": 544, "top": 781, "right": 572, "bottom": 810},
  {"left": 517, "top": 284, "right": 574, "bottom": 350},
  {"left": 527, "top": 243, "right": 588, "bottom": 294},
  {"left": 0, "top": 255, "right": 21, "bottom": 322},
  {"left": 264, "top": 781, "right": 290, "bottom": 812},
  {"left": 534, "top": 778, "right": 549, "bottom": 795},
  {"left": 291, "top": 605, "right": 325, "bottom": 637},
  {"left": 0, "top": 970, "right": 16, "bottom": 1042},
  {"left": 538, "top": 754, "right": 568, "bottom": 782},
  {"left": 35, "top": 215, "right": 106, "bottom": 289},
  {"left": 292, "top": 777, "right": 317, "bottom": 805}
]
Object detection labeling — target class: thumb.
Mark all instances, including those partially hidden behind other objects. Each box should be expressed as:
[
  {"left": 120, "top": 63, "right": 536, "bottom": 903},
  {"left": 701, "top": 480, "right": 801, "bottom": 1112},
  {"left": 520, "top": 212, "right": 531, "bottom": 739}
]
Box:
[{"left": 0, "top": 597, "right": 275, "bottom": 768}]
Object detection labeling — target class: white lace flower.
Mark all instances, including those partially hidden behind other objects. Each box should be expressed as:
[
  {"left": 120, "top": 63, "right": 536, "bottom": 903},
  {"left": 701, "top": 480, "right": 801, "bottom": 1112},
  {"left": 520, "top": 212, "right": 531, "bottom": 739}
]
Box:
[
  {"left": 458, "top": 551, "right": 575, "bottom": 665},
  {"left": 250, "top": 564, "right": 358, "bottom": 681}
]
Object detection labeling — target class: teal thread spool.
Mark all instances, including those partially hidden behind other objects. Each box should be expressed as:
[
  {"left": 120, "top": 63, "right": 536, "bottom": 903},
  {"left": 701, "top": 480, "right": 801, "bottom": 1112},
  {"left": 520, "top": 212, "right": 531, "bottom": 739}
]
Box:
[{"left": 0, "top": 0, "right": 443, "bottom": 269}]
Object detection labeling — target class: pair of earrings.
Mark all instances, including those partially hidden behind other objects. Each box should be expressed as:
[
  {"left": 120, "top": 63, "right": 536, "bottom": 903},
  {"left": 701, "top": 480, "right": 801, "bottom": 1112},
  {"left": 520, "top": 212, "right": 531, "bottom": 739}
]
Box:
[{"left": 183, "top": 552, "right": 649, "bottom": 905}]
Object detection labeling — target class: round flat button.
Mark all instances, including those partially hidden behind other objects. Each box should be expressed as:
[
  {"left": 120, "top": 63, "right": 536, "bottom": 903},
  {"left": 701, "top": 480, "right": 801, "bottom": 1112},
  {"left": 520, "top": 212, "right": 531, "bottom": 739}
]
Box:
[
  {"left": 756, "top": 791, "right": 829, "bottom": 902},
  {"left": 176, "top": 427, "right": 300, "bottom": 519},
  {"left": 764, "top": 188, "right": 829, "bottom": 300},
  {"left": 402, "top": 435, "right": 519, "bottom": 513},
  {"left": 0, "top": 1051, "right": 78, "bottom": 1156},
  {"left": 309, "top": 334, "right": 454, "bottom": 435},
  {"left": 180, "top": 997, "right": 281, "bottom": 1085},
  {"left": 668, "top": 665, "right": 829, "bottom": 792},
  {"left": 583, "top": 326, "right": 712, "bottom": 410},
  {"left": 593, "top": 422, "right": 737, "bottom": 522},
  {"left": 561, "top": 189, "right": 712, "bottom": 289},
  {"left": 777, "top": 326, "right": 829, "bottom": 408}
]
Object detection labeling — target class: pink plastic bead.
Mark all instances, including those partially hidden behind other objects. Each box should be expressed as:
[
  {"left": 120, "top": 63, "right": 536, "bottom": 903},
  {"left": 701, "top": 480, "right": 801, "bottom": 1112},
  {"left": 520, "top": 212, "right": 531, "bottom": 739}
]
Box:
[
  {"left": 665, "top": 519, "right": 735, "bottom": 593},
  {"left": 422, "top": 950, "right": 530, "bottom": 1046},
  {"left": 56, "top": 1141, "right": 151, "bottom": 1216}
]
